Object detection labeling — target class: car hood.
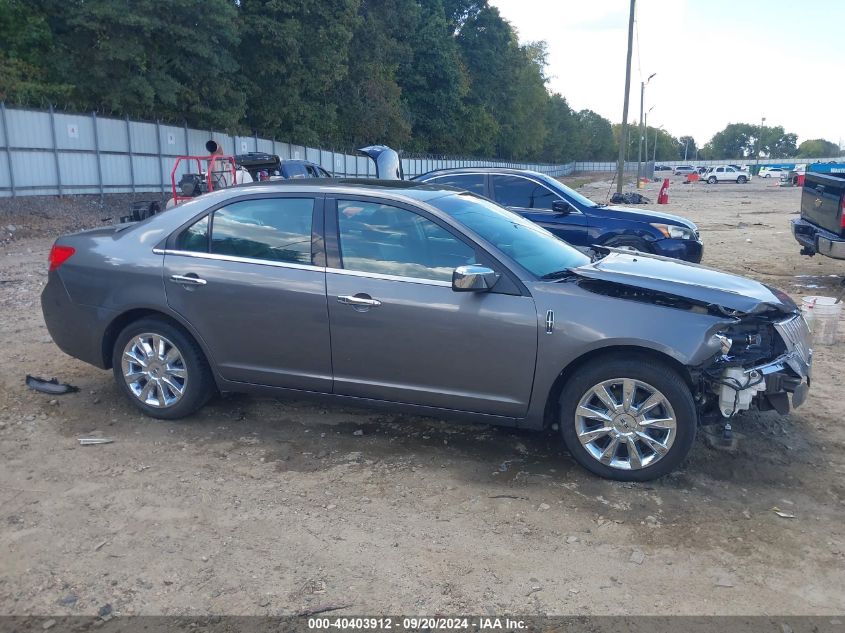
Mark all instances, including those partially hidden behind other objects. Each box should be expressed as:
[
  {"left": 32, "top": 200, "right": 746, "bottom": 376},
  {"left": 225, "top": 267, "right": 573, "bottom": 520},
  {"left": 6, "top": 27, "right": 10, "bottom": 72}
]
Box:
[
  {"left": 571, "top": 251, "right": 797, "bottom": 315},
  {"left": 593, "top": 205, "right": 697, "bottom": 230}
]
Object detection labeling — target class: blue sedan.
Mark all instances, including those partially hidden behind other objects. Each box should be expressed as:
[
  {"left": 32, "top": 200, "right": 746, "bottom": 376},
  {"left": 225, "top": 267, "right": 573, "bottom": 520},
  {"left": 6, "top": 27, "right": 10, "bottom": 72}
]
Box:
[{"left": 414, "top": 168, "right": 703, "bottom": 263}]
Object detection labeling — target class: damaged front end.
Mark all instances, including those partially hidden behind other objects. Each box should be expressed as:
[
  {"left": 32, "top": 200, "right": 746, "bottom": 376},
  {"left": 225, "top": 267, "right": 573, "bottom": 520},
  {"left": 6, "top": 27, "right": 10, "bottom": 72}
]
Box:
[
  {"left": 699, "top": 311, "right": 812, "bottom": 421},
  {"left": 571, "top": 252, "right": 813, "bottom": 423}
]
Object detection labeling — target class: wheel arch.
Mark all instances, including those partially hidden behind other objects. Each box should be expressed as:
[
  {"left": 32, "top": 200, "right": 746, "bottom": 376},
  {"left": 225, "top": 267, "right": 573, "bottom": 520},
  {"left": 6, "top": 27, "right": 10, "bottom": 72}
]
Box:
[
  {"left": 101, "top": 307, "right": 215, "bottom": 370},
  {"left": 541, "top": 345, "right": 694, "bottom": 429}
]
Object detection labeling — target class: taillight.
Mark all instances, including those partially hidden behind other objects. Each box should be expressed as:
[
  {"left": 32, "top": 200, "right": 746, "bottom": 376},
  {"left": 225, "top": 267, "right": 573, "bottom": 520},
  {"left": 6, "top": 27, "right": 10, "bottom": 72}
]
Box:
[{"left": 48, "top": 245, "right": 75, "bottom": 271}]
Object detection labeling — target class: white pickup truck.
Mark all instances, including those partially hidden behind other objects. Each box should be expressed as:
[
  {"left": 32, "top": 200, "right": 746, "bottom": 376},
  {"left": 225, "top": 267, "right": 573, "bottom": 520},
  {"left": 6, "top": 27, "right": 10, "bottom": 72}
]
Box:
[{"left": 702, "top": 165, "right": 751, "bottom": 184}]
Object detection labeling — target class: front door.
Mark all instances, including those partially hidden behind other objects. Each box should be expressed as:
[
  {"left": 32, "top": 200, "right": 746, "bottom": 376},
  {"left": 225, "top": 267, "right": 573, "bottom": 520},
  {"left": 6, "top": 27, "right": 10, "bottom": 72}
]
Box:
[
  {"left": 163, "top": 195, "right": 332, "bottom": 392},
  {"left": 489, "top": 174, "right": 590, "bottom": 246},
  {"left": 325, "top": 197, "right": 538, "bottom": 418}
]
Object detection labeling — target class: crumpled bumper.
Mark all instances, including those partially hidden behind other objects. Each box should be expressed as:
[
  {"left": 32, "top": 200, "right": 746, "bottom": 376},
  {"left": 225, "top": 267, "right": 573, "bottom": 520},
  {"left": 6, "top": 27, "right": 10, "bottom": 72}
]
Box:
[{"left": 752, "top": 314, "right": 812, "bottom": 413}]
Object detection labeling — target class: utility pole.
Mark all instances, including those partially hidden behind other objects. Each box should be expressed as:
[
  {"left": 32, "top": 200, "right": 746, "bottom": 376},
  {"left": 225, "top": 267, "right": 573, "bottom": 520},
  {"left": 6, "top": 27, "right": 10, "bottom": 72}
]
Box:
[
  {"left": 755, "top": 116, "right": 766, "bottom": 173},
  {"left": 636, "top": 72, "right": 656, "bottom": 186},
  {"left": 643, "top": 105, "right": 654, "bottom": 177},
  {"left": 683, "top": 138, "right": 689, "bottom": 162},
  {"left": 615, "top": 0, "right": 636, "bottom": 195}
]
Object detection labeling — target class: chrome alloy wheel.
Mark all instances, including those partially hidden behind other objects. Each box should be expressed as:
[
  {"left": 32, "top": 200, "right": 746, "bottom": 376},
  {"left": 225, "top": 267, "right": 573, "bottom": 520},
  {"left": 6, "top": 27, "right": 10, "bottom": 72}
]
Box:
[
  {"left": 121, "top": 333, "right": 188, "bottom": 408},
  {"left": 574, "top": 378, "right": 677, "bottom": 470}
]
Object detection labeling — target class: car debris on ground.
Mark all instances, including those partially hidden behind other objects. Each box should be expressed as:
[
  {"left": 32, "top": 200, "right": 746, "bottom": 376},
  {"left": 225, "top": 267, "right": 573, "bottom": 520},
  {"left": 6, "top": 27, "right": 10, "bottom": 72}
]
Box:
[
  {"left": 78, "top": 438, "right": 114, "bottom": 446},
  {"left": 25, "top": 375, "right": 79, "bottom": 395}
]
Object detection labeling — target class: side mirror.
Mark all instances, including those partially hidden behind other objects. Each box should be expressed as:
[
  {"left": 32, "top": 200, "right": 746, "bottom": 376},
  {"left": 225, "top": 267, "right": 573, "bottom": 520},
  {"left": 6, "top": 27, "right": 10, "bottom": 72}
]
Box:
[
  {"left": 452, "top": 265, "right": 500, "bottom": 292},
  {"left": 552, "top": 199, "right": 572, "bottom": 215}
]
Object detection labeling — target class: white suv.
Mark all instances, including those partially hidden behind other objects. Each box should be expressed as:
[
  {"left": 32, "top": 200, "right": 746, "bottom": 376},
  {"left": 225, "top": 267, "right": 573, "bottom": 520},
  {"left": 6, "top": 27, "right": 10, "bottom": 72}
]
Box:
[{"left": 703, "top": 165, "right": 750, "bottom": 184}]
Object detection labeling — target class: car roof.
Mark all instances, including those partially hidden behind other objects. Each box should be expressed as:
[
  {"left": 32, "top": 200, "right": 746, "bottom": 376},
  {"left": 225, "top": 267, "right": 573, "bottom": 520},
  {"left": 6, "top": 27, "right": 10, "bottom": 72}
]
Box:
[
  {"left": 416, "top": 167, "right": 550, "bottom": 179},
  {"left": 231, "top": 177, "right": 461, "bottom": 201}
]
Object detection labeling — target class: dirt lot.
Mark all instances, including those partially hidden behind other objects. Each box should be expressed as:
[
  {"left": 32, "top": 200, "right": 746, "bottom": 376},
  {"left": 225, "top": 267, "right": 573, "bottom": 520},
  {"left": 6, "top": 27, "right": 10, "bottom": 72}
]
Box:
[{"left": 1, "top": 178, "right": 844, "bottom": 617}]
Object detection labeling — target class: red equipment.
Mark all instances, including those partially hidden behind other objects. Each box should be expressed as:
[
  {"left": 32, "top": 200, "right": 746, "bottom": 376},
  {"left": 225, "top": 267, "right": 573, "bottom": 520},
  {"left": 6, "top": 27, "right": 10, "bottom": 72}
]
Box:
[
  {"left": 169, "top": 154, "right": 237, "bottom": 205},
  {"left": 658, "top": 178, "right": 670, "bottom": 204}
]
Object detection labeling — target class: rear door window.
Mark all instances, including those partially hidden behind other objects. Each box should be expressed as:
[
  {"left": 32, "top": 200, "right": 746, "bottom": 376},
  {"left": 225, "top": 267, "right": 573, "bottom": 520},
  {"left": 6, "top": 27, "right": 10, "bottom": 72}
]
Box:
[
  {"left": 491, "top": 175, "right": 557, "bottom": 210},
  {"left": 210, "top": 198, "right": 315, "bottom": 264}
]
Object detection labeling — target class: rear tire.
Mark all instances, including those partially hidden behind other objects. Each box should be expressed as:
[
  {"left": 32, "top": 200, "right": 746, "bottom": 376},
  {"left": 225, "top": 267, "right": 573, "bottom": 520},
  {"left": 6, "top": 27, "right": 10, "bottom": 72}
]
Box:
[
  {"left": 111, "top": 317, "right": 214, "bottom": 419},
  {"left": 558, "top": 355, "right": 697, "bottom": 481}
]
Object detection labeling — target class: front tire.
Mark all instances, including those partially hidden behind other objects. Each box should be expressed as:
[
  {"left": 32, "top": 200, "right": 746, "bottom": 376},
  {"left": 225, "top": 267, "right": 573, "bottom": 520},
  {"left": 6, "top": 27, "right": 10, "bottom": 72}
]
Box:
[
  {"left": 737, "top": 175, "right": 748, "bottom": 184},
  {"left": 112, "top": 317, "right": 214, "bottom": 419},
  {"left": 558, "top": 356, "right": 697, "bottom": 481},
  {"left": 707, "top": 176, "right": 717, "bottom": 184}
]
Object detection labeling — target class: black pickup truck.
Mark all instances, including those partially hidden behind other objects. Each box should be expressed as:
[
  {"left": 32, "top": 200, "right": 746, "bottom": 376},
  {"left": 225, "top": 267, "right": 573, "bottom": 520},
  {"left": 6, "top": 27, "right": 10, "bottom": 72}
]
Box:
[{"left": 791, "top": 170, "right": 845, "bottom": 260}]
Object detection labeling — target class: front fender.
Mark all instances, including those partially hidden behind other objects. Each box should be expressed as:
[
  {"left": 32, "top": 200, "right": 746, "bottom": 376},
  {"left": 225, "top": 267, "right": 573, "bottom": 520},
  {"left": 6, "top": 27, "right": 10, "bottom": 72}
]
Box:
[{"left": 523, "top": 280, "right": 734, "bottom": 428}]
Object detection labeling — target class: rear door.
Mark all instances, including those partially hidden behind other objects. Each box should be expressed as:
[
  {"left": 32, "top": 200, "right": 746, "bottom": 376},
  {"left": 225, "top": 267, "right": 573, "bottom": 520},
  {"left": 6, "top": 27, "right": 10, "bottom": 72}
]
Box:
[
  {"left": 490, "top": 174, "right": 589, "bottom": 246},
  {"left": 162, "top": 194, "right": 332, "bottom": 391},
  {"left": 324, "top": 196, "right": 538, "bottom": 417}
]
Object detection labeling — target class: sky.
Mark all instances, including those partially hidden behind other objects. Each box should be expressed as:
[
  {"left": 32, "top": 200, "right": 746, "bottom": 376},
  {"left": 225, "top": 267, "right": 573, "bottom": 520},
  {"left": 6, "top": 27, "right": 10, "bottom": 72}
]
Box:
[{"left": 488, "top": 0, "right": 843, "bottom": 149}]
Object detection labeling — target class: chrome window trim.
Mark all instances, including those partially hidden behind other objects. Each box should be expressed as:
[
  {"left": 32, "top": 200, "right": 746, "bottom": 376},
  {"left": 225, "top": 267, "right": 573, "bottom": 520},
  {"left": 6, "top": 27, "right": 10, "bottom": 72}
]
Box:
[
  {"left": 153, "top": 248, "right": 323, "bottom": 272},
  {"left": 489, "top": 172, "right": 584, "bottom": 215},
  {"left": 325, "top": 267, "right": 452, "bottom": 287},
  {"left": 153, "top": 248, "right": 453, "bottom": 286}
]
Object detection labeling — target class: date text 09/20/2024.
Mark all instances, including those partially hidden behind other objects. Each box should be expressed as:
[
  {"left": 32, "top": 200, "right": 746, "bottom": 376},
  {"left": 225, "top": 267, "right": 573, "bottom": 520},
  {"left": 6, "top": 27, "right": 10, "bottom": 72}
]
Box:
[{"left": 307, "top": 617, "right": 527, "bottom": 630}]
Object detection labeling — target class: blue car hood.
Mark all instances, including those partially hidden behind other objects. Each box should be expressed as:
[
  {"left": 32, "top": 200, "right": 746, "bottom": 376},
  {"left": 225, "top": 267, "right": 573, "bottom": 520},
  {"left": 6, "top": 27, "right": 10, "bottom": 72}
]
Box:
[
  {"left": 593, "top": 205, "right": 697, "bottom": 230},
  {"left": 572, "top": 252, "right": 796, "bottom": 315}
]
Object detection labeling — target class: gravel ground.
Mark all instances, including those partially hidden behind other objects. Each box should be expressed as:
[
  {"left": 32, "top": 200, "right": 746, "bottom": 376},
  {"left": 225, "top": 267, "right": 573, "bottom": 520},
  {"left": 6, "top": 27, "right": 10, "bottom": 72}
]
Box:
[
  {"left": 0, "top": 194, "right": 167, "bottom": 246},
  {"left": 0, "top": 178, "right": 844, "bottom": 617}
]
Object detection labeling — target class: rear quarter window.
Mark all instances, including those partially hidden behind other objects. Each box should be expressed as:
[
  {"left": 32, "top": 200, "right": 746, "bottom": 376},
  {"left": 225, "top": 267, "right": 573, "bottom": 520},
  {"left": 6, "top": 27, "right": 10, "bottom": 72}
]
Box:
[{"left": 176, "top": 215, "right": 209, "bottom": 252}]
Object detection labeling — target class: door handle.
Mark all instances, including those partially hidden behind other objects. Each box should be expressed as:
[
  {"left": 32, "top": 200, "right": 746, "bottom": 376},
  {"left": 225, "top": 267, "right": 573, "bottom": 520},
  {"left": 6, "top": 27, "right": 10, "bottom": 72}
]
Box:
[
  {"left": 337, "top": 294, "right": 382, "bottom": 307},
  {"left": 170, "top": 274, "right": 207, "bottom": 286}
]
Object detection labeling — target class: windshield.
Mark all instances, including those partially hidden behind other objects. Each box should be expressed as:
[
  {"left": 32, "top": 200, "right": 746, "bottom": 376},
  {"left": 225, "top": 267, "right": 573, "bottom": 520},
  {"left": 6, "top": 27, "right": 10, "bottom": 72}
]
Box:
[
  {"left": 534, "top": 173, "right": 599, "bottom": 208},
  {"left": 429, "top": 193, "right": 590, "bottom": 278}
]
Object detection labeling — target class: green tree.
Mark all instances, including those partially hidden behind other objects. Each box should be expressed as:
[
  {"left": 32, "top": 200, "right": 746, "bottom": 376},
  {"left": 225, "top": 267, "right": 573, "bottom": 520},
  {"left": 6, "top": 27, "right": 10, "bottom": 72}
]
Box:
[
  {"left": 542, "top": 94, "right": 578, "bottom": 162},
  {"left": 332, "top": 0, "right": 416, "bottom": 149},
  {"left": 576, "top": 110, "right": 615, "bottom": 160},
  {"left": 763, "top": 125, "right": 797, "bottom": 158},
  {"left": 239, "top": 0, "right": 360, "bottom": 144},
  {"left": 42, "top": 0, "right": 245, "bottom": 128},
  {"left": 397, "top": 0, "right": 469, "bottom": 154},
  {"left": 677, "top": 136, "right": 697, "bottom": 161},
  {"left": 796, "top": 138, "right": 841, "bottom": 158},
  {"left": 704, "top": 122, "right": 799, "bottom": 160},
  {"left": 703, "top": 123, "right": 756, "bottom": 159},
  {"left": 0, "top": 0, "right": 71, "bottom": 104}
]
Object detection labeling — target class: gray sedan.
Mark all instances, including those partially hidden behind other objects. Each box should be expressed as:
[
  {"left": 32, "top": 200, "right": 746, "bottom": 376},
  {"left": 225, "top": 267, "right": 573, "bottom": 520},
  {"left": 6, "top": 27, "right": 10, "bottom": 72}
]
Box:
[{"left": 41, "top": 181, "right": 811, "bottom": 480}]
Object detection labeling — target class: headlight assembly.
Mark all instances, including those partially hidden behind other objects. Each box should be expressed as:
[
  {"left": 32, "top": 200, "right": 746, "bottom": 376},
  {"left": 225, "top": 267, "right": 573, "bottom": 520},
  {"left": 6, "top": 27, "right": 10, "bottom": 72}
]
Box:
[{"left": 651, "top": 223, "right": 696, "bottom": 240}]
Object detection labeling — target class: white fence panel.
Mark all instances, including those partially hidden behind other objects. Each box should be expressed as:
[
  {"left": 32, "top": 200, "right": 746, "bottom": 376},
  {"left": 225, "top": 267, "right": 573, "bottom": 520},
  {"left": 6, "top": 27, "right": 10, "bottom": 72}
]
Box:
[{"left": 6, "top": 103, "right": 831, "bottom": 198}]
